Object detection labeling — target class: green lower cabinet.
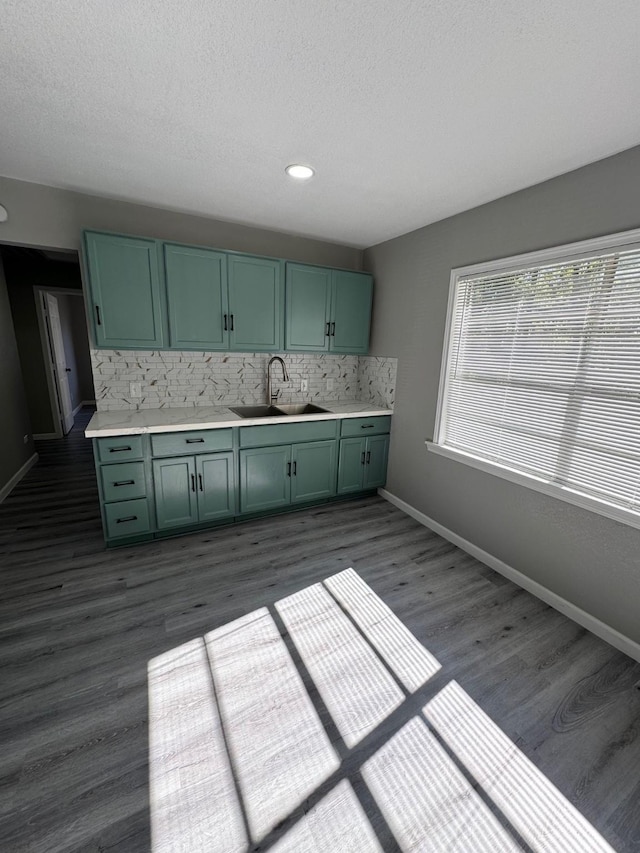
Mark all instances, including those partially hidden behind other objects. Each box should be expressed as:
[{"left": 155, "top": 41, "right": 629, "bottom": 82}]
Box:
[
  {"left": 291, "top": 440, "right": 337, "bottom": 503},
  {"left": 337, "top": 434, "right": 389, "bottom": 494},
  {"left": 196, "top": 452, "right": 236, "bottom": 521},
  {"left": 153, "top": 456, "right": 198, "bottom": 530},
  {"left": 154, "top": 452, "right": 236, "bottom": 529},
  {"left": 240, "top": 445, "right": 291, "bottom": 513},
  {"left": 363, "top": 434, "right": 389, "bottom": 489}
]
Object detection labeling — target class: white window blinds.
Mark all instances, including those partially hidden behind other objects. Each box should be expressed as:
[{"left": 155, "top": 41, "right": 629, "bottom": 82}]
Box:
[{"left": 434, "top": 233, "right": 640, "bottom": 526}]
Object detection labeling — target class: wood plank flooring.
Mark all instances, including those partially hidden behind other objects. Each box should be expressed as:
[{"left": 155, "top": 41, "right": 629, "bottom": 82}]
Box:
[{"left": 1, "top": 408, "right": 639, "bottom": 852}]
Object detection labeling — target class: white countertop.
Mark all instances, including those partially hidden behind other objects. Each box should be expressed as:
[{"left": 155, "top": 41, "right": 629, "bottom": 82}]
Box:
[{"left": 85, "top": 400, "right": 392, "bottom": 437}]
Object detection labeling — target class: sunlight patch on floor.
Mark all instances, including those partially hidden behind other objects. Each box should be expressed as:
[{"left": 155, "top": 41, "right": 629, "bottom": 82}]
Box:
[
  {"left": 148, "top": 568, "right": 615, "bottom": 852},
  {"left": 424, "top": 681, "right": 616, "bottom": 852}
]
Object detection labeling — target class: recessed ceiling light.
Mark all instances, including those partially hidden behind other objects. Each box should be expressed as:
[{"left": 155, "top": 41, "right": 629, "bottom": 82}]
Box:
[{"left": 285, "top": 164, "right": 314, "bottom": 180}]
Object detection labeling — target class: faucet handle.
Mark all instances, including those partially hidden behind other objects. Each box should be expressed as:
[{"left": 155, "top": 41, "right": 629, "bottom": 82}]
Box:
[{"left": 272, "top": 388, "right": 281, "bottom": 401}]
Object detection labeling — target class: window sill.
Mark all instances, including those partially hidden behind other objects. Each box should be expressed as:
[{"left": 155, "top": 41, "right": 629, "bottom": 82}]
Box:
[{"left": 425, "top": 441, "right": 640, "bottom": 531}]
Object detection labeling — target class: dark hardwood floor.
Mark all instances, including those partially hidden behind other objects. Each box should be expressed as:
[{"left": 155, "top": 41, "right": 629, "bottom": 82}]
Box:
[{"left": 1, "top": 409, "right": 639, "bottom": 852}]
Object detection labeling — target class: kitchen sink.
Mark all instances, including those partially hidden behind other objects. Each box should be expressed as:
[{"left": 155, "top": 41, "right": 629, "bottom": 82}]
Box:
[
  {"left": 274, "top": 403, "right": 330, "bottom": 415},
  {"left": 229, "top": 405, "right": 285, "bottom": 418},
  {"left": 230, "top": 402, "right": 331, "bottom": 418}
]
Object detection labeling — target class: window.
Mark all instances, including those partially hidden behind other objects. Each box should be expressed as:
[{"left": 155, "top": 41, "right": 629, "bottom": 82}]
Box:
[{"left": 430, "top": 228, "right": 640, "bottom": 529}]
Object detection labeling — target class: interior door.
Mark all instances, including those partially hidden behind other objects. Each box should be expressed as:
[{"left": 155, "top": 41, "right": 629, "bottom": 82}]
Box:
[{"left": 44, "top": 292, "right": 74, "bottom": 434}]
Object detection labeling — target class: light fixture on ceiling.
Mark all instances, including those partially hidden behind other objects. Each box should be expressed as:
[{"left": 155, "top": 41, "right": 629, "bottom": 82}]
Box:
[
  {"left": 0, "top": 204, "right": 8, "bottom": 223},
  {"left": 285, "top": 164, "right": 314, "bottom": 180}
]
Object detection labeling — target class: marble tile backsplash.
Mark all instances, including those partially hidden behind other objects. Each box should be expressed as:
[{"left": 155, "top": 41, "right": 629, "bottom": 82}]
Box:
[{"left": 91, "top": 350, "right": 396, "bottom": 411}]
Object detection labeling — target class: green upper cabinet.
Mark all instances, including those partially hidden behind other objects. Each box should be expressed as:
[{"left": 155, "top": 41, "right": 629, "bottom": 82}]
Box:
[
  {"left": 164, "top": 244, "right": 229, "bottom": 349},
  {"left": 285, "top": 264, "right": 373, "bottom": 354},
  {"left": 285, "top": 264, "right": 332, "bottom": 352},
  {"left": 330, "top": 270, "right": 373, "bottom": 354},
  {"left": 228, "top": 255, "right": 284, "bottom": 351},
  {"left": 84, "top": 232, "right": 165, "bottom": 348}
]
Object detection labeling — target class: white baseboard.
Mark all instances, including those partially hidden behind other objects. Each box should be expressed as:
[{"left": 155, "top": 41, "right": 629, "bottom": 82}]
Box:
[
  {"left": 33, "top": 432, "right": 59, "bottom": 440},
  {"left": 378, "top": 487, "right": 640, "bottom": 663},
  {"left": 0, "top": 453, "right": 39, "bottom": 504}
]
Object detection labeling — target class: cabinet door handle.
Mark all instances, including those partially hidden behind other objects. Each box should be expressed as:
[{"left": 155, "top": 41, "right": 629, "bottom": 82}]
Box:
[
  {"left": 113, "top": 480, "right": 135, "bottom": 487},
  {"left": 229, "top": 314, "right": 234, "bottom": 331},
  {"left": 325, "top": 322, "right": 330, "bottom": 336},
  {"left": 191, "top": 474, "right": 196, "bottom": 492},
  {"left": 109, "top": 446, "right": 132, "bottom": 453},
  {"left": 293, "top": 460, "right": 297, "bottom": 476},
  {"left": 186, "top": 438, "right": 205, "bottom": 443},
  {"left": 330, "top": 322, "right": 335, "bottom": 336},
  {"left": 287, "top": 462, "right": 291, "bottom": 477},
  {"left": 95, "top": 305, "right": 102, "bottom": 326},
  {"left": 116, "top": 515, "right": 137, "bottom": 523},
  {"left": 223, "top": 313, "right": 228, "bottom": 331},
  {"left": 361, "top": 451, "right": 366, "bottom": 465},
  {"left": 366, "top": 450, "right": 371, "bottom": 464},
  {"left": 198, "top": 474, "right": 203, "bottom": 492}
]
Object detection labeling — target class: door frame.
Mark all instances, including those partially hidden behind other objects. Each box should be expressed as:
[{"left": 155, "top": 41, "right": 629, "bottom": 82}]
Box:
[{"left": 34, "top": 286, "right": 90, "bottom": 439}]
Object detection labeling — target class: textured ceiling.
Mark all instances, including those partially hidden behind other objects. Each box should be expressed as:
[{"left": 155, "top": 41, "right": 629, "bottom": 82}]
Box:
[{"left": 1, "top": 0, "right": 639, "bottom": 248}]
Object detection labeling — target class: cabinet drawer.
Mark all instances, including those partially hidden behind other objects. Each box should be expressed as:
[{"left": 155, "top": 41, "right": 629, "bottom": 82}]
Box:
[
  {"left": 239, "top": 419, "right": 338, "bottom": 448},
  {"left": 151, "top": 429, "right": 233, "bottom": 457},
  {"left": 100, "top": 461, "right": 147, "bottom": 502},
  {"left": 104, "top": 498, "right": 151, "bottom": 538},
  {"left": 340, "top": 416, "right": 391, "bottom": 437},
  {"left": 96, "top": 435, "right": 144, "bottom": 462}
]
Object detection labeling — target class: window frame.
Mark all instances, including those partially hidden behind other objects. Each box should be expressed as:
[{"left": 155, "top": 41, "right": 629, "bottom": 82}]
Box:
[{"left": 428, "top": 226, "right": 640, "bottom": 531}]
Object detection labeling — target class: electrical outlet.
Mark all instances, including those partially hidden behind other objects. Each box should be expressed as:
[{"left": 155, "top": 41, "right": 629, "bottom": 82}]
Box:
[
  {"left": 300, "top": 378, "right": 308, "bottom": 392},
  {"left": 130, "top": 382, "right": 142, "bottom": 398},
  {"left": 23, "top": 434, "right": 29, "bottom": 444},
  {"left": 326, "top": 377, "right": 334, "bottom": 392}
]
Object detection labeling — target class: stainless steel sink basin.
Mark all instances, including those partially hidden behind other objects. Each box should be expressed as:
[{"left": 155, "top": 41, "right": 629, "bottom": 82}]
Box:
[
  {"left": 275, "top": 403, "right": 330, "bottom": 415},
  {"left": 230, "top": 402, "right": 331, "bottom": 418},
  {"left": 229, "top": 405, "right": 285, "bottom": 418}
]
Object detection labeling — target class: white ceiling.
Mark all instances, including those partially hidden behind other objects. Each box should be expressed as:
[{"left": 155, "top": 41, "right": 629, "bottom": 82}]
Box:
[{"left": 1, "top": 1, "right": 640, "bottom": 249}]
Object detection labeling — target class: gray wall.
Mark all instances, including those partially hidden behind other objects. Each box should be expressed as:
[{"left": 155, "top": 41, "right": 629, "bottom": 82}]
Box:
[
  {"left": 364, "top": 144, "right": 640, "bottom": 646},
  {"left": 0, "top": 176, "right": 362, "bottom": 269},
  {"left": 0, "top": 255, "right": 34, "bottom": 495}
]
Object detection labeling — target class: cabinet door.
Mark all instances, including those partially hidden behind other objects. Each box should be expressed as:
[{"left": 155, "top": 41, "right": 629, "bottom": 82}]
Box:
[
  {"left": 364, "top": 434, "right": 389, "bottom": 489},
  {"left": 337, "top": 438, "right": 366, "bottom": 495},
  {"left": 165, "top": 244, "right": 229, "bottom": 349},
  {"left": 228, "top": 255, "right": 283, "bottom": 351},
  {"left": 285, "top": 264, "right": 332, "bottom": 351},
  {"left": 84, "top": 232, "right": 165, "bottom": 348},
  {"left": 196, "top": 452, "right": 236, "bottom": 521},
  {"left": 239, "top": 446, "right": 291, "bottom": 513},
  {"left": 153, "top": 456, "right": 198, "bottom": 529},
  {"left": 330, "top": 270, "right": 373, "bottom": 354},
  {"left": 291, "top": 440, "right": 337, "bottom": 504}
]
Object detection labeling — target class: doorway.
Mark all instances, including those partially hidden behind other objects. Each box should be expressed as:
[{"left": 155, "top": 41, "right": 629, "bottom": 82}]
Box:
[
  {"left": 35, "top": 287, "right": 94, "bottom": 437},
  {"left": 1, "top": 245, "right": 95, "bottom": 439}
]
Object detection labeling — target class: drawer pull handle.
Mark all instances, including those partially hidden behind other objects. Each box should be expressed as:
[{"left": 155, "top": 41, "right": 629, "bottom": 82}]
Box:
[
  {"left": 186, "top": 438, "right": 205, "bottom": 443},
  {"left": 116, "top": 515, "right": 137, "bottom": 523},
  {"left": 366, "top": 451, "right": 371, "bottom": 464},
  {"left": 361, "top": 425, "right": 374, "bottom": 429},
  {"left": 361, "top": 452, "right": 366, "bottom": 465},
  {"left": 110, "top": 446, "right": 132, "bottom": 452},
  {"left": 113, "top": 480, "right": 135, "bottom": 487},
  {"left": 198, "top": 474, "right": 203, "bottom": 492},
  {"left": 191, "top": 474, "right": 196, "bottom": 492}
]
